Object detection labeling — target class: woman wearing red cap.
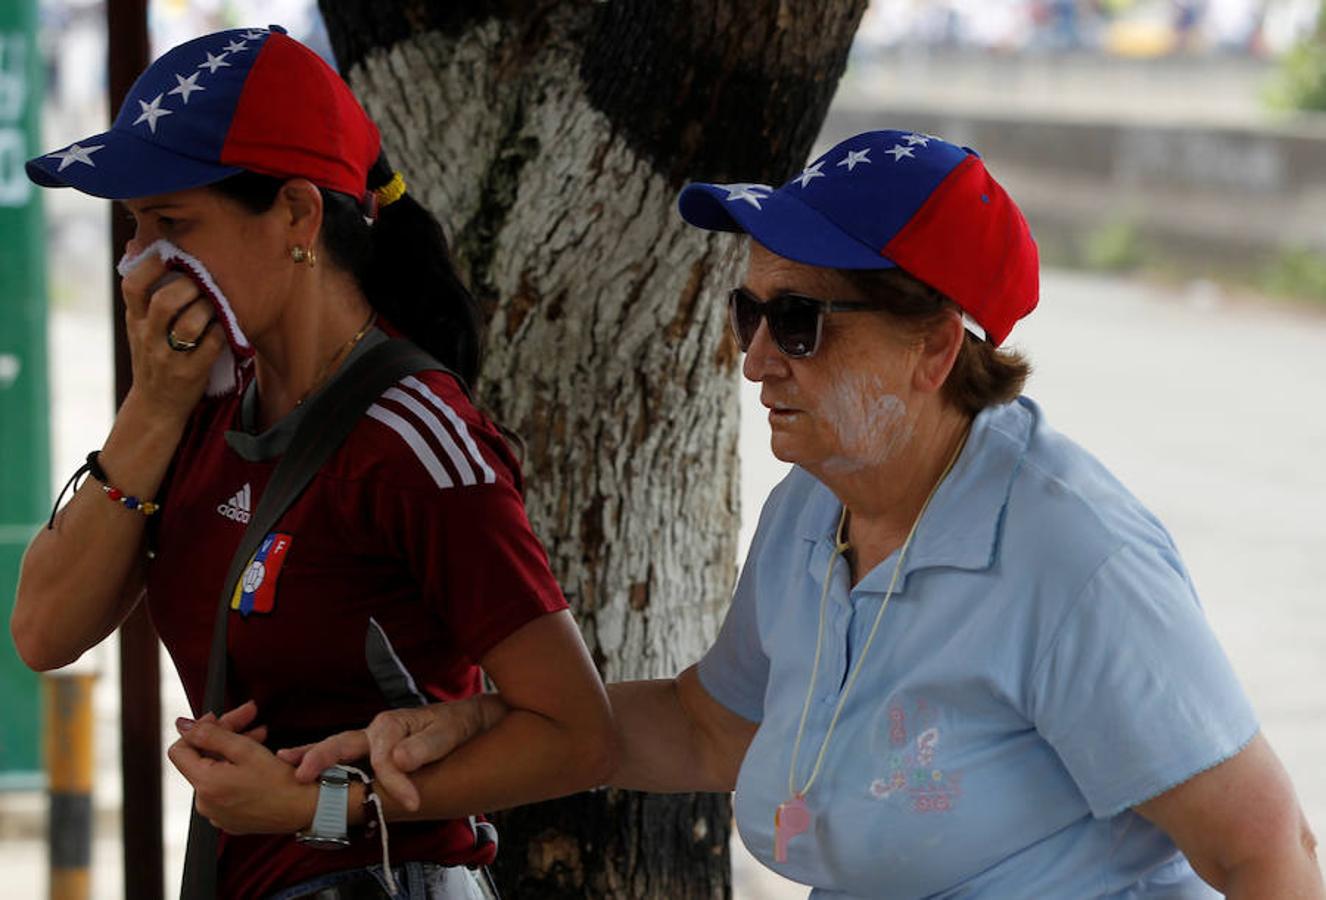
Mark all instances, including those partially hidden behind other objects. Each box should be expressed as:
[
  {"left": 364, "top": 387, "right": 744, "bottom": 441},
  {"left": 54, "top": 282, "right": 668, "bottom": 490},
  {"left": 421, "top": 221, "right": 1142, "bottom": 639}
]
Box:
[
  {"left": 13, "top": 26, "right": 613, "bottom": 900},
  {"left": 294, "top": 130, "right": 1323, "bottom": 898}
]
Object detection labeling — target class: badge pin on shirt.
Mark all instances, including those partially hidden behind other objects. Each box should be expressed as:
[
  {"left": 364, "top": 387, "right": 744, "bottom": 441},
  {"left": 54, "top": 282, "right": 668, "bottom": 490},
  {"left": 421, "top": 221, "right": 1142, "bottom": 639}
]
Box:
[{"left": 230, "top": 532, "right": 293, "bottom": 616}]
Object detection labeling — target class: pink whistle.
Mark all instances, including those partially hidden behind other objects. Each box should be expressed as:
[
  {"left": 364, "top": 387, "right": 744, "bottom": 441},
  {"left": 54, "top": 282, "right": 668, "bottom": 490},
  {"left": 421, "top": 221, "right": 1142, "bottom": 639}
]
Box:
[{"left": 774, "top": 795, "right": 812, "bottom": 862}]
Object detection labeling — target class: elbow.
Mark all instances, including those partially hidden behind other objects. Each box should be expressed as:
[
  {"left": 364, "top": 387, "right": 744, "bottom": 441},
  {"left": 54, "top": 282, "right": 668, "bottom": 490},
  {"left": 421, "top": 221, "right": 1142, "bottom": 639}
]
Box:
[
  {"left": 582, "top": 710, "right": 621, "bottom": 789},
  {"left": 10, "top": 589, "right": 79, "bottom": 672},
  {"left": 594, "top": 724, "right": 622, "bottom": 788},
  {"left": 1299, "top": 814, "right": 1321, "bottom": 872},
  {"left": 1215, "top": 811, "right": 1325, "bottom": 896},
  {"left": 11, "top": 616, "right": 75, "bottom": 672},
  {"left": 10, "top": 599, "right": 42, "bottom": 671},
  {"left": 569, "top": 692, "right": 619, "bottom": 790},
  {"left": 10, "top": 566, "right": 54, "bottom": 671}
]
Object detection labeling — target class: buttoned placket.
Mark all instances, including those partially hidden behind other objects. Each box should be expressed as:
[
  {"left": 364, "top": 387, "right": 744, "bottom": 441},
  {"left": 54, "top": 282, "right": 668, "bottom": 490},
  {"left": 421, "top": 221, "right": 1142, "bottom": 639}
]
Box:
[
  {"left": 807, "top": 535, "right": 858, "bottom": 714},
  {"left": 808, "top": 525, "right": 919, "bottom": 717}
]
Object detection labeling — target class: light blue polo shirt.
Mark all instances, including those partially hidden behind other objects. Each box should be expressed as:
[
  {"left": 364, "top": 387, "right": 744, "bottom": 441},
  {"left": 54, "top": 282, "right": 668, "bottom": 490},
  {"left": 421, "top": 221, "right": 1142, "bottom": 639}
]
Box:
[{"left": 699, "top": 396, "right": 1257, "bottom": 899}]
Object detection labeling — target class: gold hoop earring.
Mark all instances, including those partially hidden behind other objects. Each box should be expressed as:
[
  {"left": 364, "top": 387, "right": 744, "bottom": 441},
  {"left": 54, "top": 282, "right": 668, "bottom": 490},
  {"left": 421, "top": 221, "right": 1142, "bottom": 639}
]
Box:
[{"left": 290, "top": 246, "right": 316, "bottom": 266}]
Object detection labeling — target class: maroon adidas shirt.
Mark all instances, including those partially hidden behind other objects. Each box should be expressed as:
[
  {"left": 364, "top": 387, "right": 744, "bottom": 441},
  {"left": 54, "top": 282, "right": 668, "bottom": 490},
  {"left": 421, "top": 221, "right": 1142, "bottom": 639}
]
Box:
[{"left": 145, "top": 346, "right": 567, "bottom": 898}]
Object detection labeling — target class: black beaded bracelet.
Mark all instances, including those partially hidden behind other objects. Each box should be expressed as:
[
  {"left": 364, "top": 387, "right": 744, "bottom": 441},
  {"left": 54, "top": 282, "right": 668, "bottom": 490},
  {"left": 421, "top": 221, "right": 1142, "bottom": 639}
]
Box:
[{"left": 47, "top": 450, "right": 160, "bottom": 529}]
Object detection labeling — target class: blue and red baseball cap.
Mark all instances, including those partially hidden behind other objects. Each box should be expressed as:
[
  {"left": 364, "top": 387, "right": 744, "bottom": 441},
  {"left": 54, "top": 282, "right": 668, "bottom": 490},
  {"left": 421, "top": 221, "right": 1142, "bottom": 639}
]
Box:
[
  {"left": 27, "top": 26, "right": 380, "bottom": 203},
  {"left": 677, "top": 130, "right": 1039, "bottom": 346}
]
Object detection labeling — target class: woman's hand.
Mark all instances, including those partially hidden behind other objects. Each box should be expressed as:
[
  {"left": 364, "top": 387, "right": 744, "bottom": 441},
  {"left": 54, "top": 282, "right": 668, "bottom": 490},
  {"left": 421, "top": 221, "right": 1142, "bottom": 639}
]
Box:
[
  {"left": 167, "top": 702, "right": 315, "bottom": 835},
  {"left": 10, "top": 247, "right": 223, "bottom": 672},
  {"left": 174, "top": 699, "right": 269, "bottom": 746},
  {"left": 120, "top": 250, "right": 225, "bottom": 424},
  {"left": 277, "top": 695, "right": 509, "bottom": 811},
  {"left": 271, "top": 611, "right": 614, "bottom": 825}
]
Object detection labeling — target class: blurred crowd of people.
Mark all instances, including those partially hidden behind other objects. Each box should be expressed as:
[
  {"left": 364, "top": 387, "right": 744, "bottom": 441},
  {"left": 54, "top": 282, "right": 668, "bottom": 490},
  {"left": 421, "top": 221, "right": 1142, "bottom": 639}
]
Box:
[
  {"left": 856, "top": 0, "right": 1322, "bottom": 57},
  {"left": 34, "top": 0, "right": 1325, "bottom": 96}
]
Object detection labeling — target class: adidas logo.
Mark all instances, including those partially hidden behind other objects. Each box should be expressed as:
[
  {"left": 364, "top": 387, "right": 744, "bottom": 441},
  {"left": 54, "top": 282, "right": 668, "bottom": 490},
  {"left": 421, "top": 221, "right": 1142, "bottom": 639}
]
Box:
[{"left": 216, "top": 483, "right": 252, "bottom": 524}]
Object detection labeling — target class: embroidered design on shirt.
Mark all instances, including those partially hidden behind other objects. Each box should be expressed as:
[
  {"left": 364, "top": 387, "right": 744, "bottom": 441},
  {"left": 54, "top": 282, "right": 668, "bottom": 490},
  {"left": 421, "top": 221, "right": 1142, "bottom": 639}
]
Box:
[
  {"left": 869, "top": 700, "right": 962, "bottom": 813},
  {"left": 216, "top": 482, "right": 252, "bottom": 524},
  {"left": 229, "top": 532, "right": 292, "bottom": 617}
]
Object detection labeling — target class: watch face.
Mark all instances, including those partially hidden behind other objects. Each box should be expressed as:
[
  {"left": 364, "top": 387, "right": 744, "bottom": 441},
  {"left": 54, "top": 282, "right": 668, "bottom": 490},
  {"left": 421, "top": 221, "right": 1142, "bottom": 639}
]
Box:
[
  {"left": 320, "top": 767, "right": 352, "bottom": 786},
  {"left": 296, "top": 833, "right": 352, "bottom": 850}
]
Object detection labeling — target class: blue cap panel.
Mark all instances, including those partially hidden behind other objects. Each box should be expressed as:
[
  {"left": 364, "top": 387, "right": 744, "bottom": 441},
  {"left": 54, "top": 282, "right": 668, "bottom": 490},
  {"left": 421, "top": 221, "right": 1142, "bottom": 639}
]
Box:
[
  {"left": 677, "top": 130, "right": 971, "bottom": 270},
  {"left": 790, "top": 131, "right": 969, "bottom": 253},
  {"left": 26, "top": 27, "right": 276, "bottom": 197}
]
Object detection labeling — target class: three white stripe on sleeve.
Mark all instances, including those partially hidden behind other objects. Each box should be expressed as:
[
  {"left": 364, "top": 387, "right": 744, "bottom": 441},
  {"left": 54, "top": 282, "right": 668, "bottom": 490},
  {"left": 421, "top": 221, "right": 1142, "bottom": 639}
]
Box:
[{"left": 366, "top": 377, "right": 497, "bottom": 490}]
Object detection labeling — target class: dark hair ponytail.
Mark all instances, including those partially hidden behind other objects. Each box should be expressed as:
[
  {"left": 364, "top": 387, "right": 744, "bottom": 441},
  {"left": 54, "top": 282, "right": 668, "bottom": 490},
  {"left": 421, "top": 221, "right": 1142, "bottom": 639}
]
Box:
[
  {"left": 327, "top": 154, "right": 482, "bottom": 385},
  {"left": 210, "top": 154, "right": 483, "bottom": 386}
]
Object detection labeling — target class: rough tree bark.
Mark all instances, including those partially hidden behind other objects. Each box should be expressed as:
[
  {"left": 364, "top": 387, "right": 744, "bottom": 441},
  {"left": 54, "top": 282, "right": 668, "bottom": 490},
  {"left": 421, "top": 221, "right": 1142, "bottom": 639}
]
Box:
[{"left": 318, "top": 3, "right": 866, "bottom": 897}]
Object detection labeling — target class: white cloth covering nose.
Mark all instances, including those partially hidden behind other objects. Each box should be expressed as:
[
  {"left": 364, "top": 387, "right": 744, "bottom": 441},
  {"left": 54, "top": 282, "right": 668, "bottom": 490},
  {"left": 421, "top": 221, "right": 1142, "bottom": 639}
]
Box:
[{"left": 117, "top": 238, "right": 254, "bottom": 397}]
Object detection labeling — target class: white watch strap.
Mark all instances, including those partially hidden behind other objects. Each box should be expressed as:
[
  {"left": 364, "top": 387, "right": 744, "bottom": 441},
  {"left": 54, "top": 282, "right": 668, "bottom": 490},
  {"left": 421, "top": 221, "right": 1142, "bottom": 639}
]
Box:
[{"left": 309, "top": 767, "right": 350, "bottom": 840}]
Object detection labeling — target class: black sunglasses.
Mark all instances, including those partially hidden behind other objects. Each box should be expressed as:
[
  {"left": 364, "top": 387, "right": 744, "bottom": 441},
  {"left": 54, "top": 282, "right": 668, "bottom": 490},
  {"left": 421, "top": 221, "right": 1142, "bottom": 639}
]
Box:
[{"left": 727, "top": 287, "right": 885, "bottom": 359}]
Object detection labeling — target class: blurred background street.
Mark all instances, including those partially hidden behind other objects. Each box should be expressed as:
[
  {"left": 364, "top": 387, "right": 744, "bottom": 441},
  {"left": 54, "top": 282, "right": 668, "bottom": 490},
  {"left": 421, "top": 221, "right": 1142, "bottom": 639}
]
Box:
[{"left": 4, "top": 1, "right": 1326, "bottom": 897}]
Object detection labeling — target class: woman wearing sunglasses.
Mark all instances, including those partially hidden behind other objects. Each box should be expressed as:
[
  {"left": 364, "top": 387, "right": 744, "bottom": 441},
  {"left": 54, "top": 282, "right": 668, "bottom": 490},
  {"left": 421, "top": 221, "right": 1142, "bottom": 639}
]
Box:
[{"left": 286, "top": 130, "right": 1322, "bottom": 897}]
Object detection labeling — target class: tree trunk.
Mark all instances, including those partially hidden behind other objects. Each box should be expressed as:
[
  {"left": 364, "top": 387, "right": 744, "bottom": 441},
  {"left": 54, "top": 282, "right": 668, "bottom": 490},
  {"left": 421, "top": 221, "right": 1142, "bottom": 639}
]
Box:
[{"left": 319, "top": 3, "right": 866, "bottom": 896}]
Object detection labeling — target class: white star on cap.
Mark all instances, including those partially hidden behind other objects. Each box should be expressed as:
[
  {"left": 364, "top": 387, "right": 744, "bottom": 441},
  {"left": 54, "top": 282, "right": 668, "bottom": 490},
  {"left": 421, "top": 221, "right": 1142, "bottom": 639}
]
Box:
[
  {"left": 222, "top": 39, "right": 250, "bottom": 53},
  {"left": 723, "top": 183, "right": 773, "bottom": 209},
  {"left": 198, "top": 51, "right": 231, "bottom": 74},
  {"left": 903, "top": 133, "right": 931, "bottom": 146},
  {"left": 792, "top": 161, "right": 826, "bottom": 188},
  {"left": 133, "top": 93, "right": 173, "bottom": 133},
  {"left": 885, "top": 144, "right": 916, "bottom": 161},
  {"left": 240, "top": 30, "right": 268, "bottom": 40},
  {"left": 837, "top": 148, "right": 871, "bottom": 171},
  {"left": 46, "top": 142, "right": 105, "bottom": 171},
  {"left": 168, "top": 72, "right": 205, "bottom": 104}
]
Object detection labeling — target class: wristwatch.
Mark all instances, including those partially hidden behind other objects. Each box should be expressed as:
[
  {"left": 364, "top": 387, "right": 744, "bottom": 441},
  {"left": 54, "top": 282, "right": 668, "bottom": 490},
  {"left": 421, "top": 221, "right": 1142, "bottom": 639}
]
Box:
[{"left": 296, "top": 765, "right": 353, "bottom": 849}]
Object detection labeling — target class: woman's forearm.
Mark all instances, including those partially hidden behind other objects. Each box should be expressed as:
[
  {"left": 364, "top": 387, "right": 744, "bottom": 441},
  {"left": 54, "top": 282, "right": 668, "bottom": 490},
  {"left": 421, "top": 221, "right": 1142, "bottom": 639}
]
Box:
[
  {"left": 12, "top": 389, "right": 185, "bottom": 670},
  {"left": 351, "top": 704, "right": 615, "bottom": 825},
  {"left": 606, "top": 678, "right": 727, "bottom": 793},
  {"left": 354, "top": 669, "right": 750, "bottom": 811},
  {"left": 608, "top": 668, "right": 756, "bottom": 794},
  {"left": 291, "top": 615, "right": 620, "bottom": 824}
]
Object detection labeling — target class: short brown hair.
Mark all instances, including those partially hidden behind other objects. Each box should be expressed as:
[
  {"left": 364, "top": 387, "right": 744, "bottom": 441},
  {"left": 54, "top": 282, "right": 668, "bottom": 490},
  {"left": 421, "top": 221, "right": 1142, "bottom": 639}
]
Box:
[{"left": 838, "top": 268, "right": 1031, "bottom": 416}]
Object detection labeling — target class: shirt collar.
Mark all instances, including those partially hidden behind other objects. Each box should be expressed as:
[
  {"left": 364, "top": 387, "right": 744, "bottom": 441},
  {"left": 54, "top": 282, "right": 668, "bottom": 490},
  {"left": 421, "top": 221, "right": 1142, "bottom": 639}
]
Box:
[
  {"left": 225, "top": 327, "right": 387, "bottom": 461},
  {"left": 796, "top": 397, "right": 1038, "bottom": 597}
]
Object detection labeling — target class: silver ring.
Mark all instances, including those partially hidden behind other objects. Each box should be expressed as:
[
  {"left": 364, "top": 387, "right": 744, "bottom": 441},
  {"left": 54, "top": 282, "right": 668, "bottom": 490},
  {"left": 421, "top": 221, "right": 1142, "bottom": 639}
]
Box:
[{"left": 166, "top": 329, "right": 201, "bottom": 353}]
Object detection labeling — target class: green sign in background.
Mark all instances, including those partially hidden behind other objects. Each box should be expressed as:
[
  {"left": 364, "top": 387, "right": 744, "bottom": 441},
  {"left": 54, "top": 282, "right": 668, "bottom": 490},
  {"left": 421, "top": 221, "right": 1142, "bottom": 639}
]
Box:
[{"left": 0, "top": 0, "right": 48, "bottom": 787}]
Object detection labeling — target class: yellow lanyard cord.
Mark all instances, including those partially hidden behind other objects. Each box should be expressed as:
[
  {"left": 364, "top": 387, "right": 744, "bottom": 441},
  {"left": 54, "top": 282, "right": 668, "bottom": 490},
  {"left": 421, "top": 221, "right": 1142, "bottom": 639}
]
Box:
[{"left": 786, "top": 428, "right": 969, "bottom": 800}]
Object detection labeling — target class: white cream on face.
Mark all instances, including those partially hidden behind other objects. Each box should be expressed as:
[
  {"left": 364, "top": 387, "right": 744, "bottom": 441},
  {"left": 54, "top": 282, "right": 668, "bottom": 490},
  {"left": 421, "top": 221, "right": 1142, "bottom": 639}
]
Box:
[{"left": 816, "top": 370, "right": 914, "bottom": 473}]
